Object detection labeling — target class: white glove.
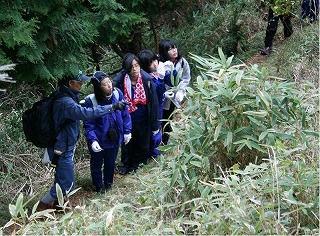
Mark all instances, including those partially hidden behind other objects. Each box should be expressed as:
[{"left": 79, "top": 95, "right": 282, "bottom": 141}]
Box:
[
  {"left": 91, "top": 141, "right": 103, "bottom": 152},
  {"left": 157, "top": 62, "right": 166, "bottom": 79},
  {"left": 175, "top": 91, "right": 184, "bottom": 103},
  {"left": 164, "top": 91, "right": 175, "bottom": 99},
  {"left": 152, "top": 129, "right": 160, "bottom": 136},
  {"left": 124, "top": 133, "right": 132, "bottom": 145},
  {"left": 42, "top": 148, "right": 51, "bottom": 164},
  {"left": 163, "top": 61, "right": 174, "bottom": 71},
  {"left": 157, "top": 61, "right": 174, "bottom": 79}
]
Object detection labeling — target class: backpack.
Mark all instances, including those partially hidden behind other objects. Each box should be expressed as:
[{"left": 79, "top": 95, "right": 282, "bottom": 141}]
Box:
[{"left": 22, "top": 90, "right": 70, "bottom": 148}]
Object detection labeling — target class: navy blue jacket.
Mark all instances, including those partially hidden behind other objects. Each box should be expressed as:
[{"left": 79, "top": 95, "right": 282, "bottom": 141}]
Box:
[
  {"left": 52, "top": 85, "right": 114, "bottom": 153},
  {"left": 83, "top": 88, "right": 132, "bottom": 149}
]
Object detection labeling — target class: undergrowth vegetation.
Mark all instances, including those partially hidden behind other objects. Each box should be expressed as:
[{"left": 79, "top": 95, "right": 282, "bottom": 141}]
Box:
[{"left": 0, "top": 2, "right": 319, "bottom": 235}]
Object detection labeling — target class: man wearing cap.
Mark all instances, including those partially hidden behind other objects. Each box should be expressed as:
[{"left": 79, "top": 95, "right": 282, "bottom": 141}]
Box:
[{"left": 37, "top": 71, "right": 127, "bottom": 212}]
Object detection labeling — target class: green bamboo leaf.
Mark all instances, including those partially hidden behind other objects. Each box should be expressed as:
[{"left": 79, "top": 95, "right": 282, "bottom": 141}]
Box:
[
  {"left": 233, "top": 139, "right": 246, "bottom": 145},
  {"left": 15, "top": 193, "right": 24, "bottom": 215},
  {"left": 302, "top": 130, "right": 319, "bottom": 137},
  {"left": 218, "top": 47, "right": 226, "bottom": 65},
  {"left": 275, "top": 132, "right": 295, "bottom": 140},
  {"left": 259, "top": 131, "right": 269, "bottom": 141},
  {"left": 56, "top": 183, "right": 64, "bottom": 206},
  {"left": 176, "top": 69, "right": 183, "bottom": 86},
  {"left": 243, "top": 110, "right": 268, "bottom": 117},
  {"left": 236, "top": 142, "right": 246, "bottom": 152},
  {"left": 214, "top": 123, "right": 222, "bottom": 141},
  {"left": 170, "top": 169, "right": 179, "bottom": 186},
  {"left": 267, "top": 133, "right": 275, "bottom": 145},
  {"left": 226, "top": 55, "right": 234, "bottom": 67},
  {"left": 9, "top": 204, "right": 16, "bottom": 217},
  {"left": 224, "top": 131, "right": 233, "bottom": 147},
  {"left": 197, "top": 76, "right": 204, "bottom": 89},
  {"left": 170, "top": 67, "right": 175, "bottom": 87},
  {"left": 190, "top": 161, "right": 202, "bottom": 168},
  {"left": 257, "top": 89, "right": 270, "bottom": 109},
  {"left": 301, "top": 107, "right": 306, "bottom": 128},
  {"left": 249, "top": 141, "right": 265, "bottom": 152},
  {"left": 231, "top": 87, "right": 242, "bottom": 100},
  {"left": 248, "top": 116, "right": 266, "bottom": 128},
  {"left": 235, "top": 70, "right": 244, "bottom": 85}
]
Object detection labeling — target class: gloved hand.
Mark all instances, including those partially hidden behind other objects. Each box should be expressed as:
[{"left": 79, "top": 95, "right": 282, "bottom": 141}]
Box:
[
  {"left": 175, "top": 91, "right": 184, "bottom": 103},
  {"left": 124, "top": 133, "right": 132, "bottom": 145},
  {"left": 157, "top": 62, "right": 166, "bottom": 80},
  {"left": 158, "top": 61, "right": 174, "bottom": 80},
  {"left": 91, "top": 141, "right": 103, "bottom": 152},
  {"left": 112, "top": 101, "right": 128, "bottom": 111},
  {"left": 152, "top": 129, "right": 160, "bottom": 136},
  {"left": 50, "top": 153, "right": 60, "bottom": 168},
  {"left": 42, "top": 148, "right": 50, "bottom": 164},
  {"left": 164, "top": 91, "right": 175, "bottom": 99}
]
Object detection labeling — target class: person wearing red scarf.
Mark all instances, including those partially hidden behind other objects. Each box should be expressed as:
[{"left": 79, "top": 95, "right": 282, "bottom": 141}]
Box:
[{"left": 113, "top": 53, "right": 160, "bottom": 174}]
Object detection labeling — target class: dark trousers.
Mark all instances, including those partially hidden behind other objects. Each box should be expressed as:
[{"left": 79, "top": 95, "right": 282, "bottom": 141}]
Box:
[
  {"left": 161, "top": 102, "right": 175, "bottom": 145},
  {"left": 121, "top": 120, "right": 151, "bottom": 170},
  {"left": 90, "top": 147, "right": 118, "bottom": 191},
  {"left": 264, "top": 8, "right": 293, "bottom": 48},
  {"left": 301, "top": 0, "right": 319, "bottom": 22}
]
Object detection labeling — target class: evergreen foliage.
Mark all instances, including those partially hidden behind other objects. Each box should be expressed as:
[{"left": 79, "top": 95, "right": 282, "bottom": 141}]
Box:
[
  {"left": 0, "top": 0, "right": 198, "bottom": 84},
  {"left": 0, "top": 0, "right": 97, "bottom": 82}
]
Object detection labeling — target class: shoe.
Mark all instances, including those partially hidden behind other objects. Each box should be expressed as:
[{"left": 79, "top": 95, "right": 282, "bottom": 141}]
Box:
[
  {"left": 119, "top": 166, "right": 129, "bottom": 175},
  {"left": 260, "top": 47, "right": 272, "bottom": 55},
  {"left": 36, "top": 201, "right": 56, "bottom": 212}
]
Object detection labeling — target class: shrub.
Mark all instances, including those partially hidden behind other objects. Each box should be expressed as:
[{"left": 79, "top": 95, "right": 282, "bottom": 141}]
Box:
[{"left": 150, "top": 49, "right": 319, "bottom": 233}]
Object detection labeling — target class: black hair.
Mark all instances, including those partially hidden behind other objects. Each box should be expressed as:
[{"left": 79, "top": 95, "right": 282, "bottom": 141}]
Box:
[
  {"left": 138, "top": 50, "right": 159, "bottom": 73},
  {"left": 158, "top": 39, "right": 182, "bottom": 62},
  {"left": 122, "top": 53, "right": 140, "bottom": 74}
]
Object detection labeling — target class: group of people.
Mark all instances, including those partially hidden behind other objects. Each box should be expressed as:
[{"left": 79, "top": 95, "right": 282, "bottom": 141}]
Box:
[{"left": 36, "top": 39, "right": 191, "bottom": 211}]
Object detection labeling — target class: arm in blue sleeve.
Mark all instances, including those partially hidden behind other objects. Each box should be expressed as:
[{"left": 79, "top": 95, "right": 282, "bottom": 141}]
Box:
[{"left": 62, "top": 98, "right": 114, "bottom": 121}]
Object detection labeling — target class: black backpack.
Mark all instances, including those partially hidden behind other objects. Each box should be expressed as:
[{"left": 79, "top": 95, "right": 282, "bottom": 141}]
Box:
[{"left": 22, "top": 90, "right": 70, "bottom": 148}]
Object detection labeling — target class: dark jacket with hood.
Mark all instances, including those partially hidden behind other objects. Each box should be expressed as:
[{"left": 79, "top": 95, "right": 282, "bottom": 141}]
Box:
[{"left": 113, "top": 69, "right": 159, "bottom": 132}]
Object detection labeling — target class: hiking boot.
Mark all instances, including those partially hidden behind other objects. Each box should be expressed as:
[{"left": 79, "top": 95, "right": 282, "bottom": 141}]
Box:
[
  {"left": 260, "top": 47, "right": 272, "bottom": 55},
  {"left": 36, "top": 201, "right": 56, "bottom": 212}
]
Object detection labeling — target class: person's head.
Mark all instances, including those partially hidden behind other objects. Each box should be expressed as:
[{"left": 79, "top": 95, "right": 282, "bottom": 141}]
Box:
[
  {"left": 122, "top": 53, "right": 141, "bottom": 81},
  {"left": 158, "top": 39, "right": 181, "bottom": 62},
  {"left": 138, "top": 50, "right": 159, "bottom": 73},
  {"left": 91, "top": 71, "right": 113, "bottom": 101},
  {"left": 58, "top": 70, "right": 90, "bottom": 92}
]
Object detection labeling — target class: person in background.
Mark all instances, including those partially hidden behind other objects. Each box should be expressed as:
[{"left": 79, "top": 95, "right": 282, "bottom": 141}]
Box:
[
  {"left": 83, "top": 71, "right": 131, "bottom": 193},
  {"left": 37, "top": 71, "right": 127, "bottom": 212},
  {"left": 138, "top": 50, "right": 165, "bottom": 158},
  {"left": 158, "top": 39, "right": 191, "bottom": 145},
  {"left": 301, "top": 0, "right": 319, "bottom": 23},
  {"left": 260, "top": 6, "right": 293, "bottom": 55},
  {"left": 113, "top": 53, "right": 160, "bottom": 174},
  {"left": 138, "top": 49, "right": 178, "bottom": 157}
]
